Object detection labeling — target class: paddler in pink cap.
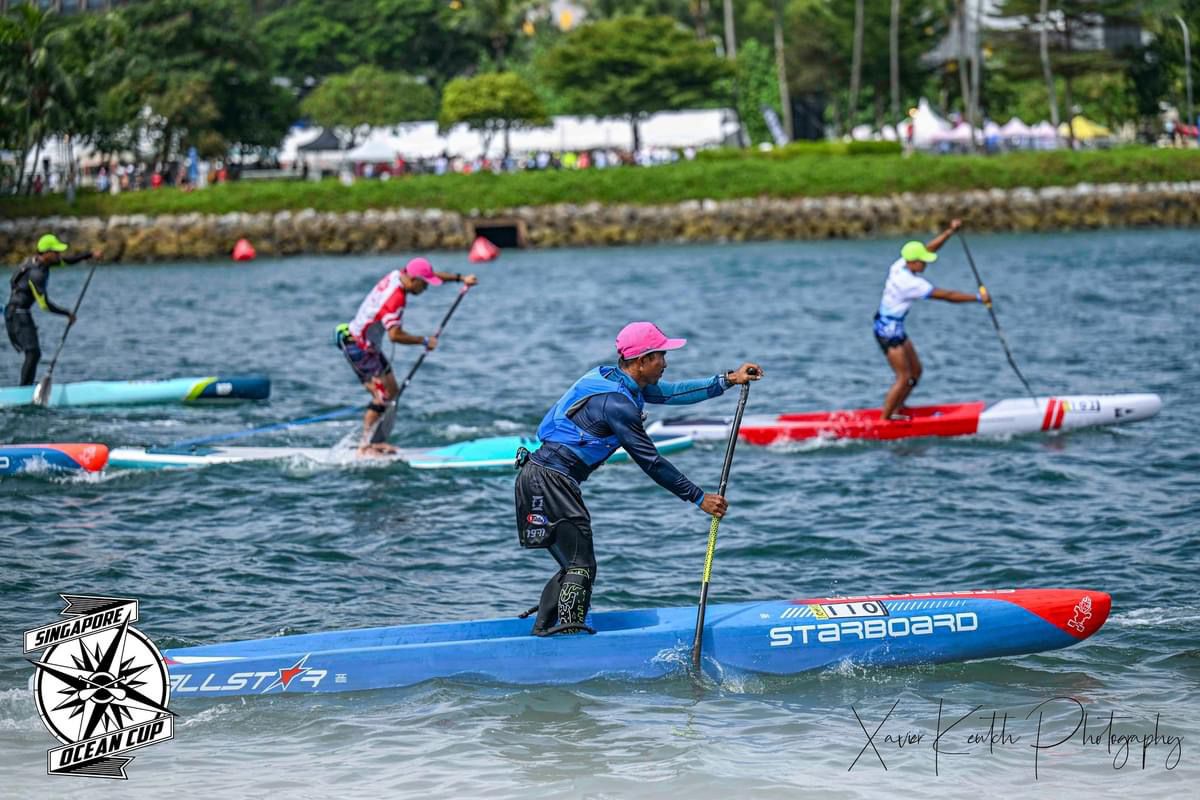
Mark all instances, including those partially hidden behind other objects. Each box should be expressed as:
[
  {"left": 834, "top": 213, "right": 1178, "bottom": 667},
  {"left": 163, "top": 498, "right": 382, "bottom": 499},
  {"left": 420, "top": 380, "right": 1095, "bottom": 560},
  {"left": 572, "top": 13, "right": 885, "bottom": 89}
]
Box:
[
  {"left": 514, "top": 321, "right": 762, "bottom": 636},
  {"left": 334, "top": 257, "right": 477, "bottom": 454}
]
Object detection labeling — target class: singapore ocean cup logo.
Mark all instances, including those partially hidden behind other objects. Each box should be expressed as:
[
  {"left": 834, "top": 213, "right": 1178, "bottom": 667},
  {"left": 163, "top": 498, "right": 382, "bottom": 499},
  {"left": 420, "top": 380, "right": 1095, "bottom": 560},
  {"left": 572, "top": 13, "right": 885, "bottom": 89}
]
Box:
[{"left": 23, "top": 594, "right": 174, "bottom": 779}]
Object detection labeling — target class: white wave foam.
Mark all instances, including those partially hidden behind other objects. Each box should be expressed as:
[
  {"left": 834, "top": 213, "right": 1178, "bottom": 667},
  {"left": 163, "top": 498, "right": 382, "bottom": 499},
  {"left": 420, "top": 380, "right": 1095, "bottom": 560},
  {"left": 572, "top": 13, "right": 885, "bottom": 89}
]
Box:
[
  {"left": 765, "top": 435, "right": 855, "bottom": 454},
  {"left": 1110, "top": 606, "right": 1200, "bottom": 628}
]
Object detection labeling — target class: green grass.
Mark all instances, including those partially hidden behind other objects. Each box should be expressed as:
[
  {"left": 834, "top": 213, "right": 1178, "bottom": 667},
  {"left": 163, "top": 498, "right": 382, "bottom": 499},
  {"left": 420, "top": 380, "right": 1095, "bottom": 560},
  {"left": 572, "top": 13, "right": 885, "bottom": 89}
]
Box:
[{"left": 3, "top": 147, "right": 1197, "bottom": 219}]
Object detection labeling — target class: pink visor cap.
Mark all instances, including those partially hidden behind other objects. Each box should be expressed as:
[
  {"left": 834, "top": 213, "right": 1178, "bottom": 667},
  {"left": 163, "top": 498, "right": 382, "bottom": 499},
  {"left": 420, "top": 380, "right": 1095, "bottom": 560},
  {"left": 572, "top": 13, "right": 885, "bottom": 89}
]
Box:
[
  {"left": 616, "top": 322, "right": 687, "bottom": 359},
  {"left": 405, "top": 257, "right": 443, "bottom": 285}
]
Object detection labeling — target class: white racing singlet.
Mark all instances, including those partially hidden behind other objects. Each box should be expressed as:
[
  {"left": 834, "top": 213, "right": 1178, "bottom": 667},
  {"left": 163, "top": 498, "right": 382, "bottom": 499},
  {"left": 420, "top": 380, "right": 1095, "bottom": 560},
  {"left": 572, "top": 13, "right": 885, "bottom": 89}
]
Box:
[
  {"left": 877, "top": 258, "right": 934, "bottom": 320},
  {"left": 349, "top": 270, "right": 407, "bottom": 350}
]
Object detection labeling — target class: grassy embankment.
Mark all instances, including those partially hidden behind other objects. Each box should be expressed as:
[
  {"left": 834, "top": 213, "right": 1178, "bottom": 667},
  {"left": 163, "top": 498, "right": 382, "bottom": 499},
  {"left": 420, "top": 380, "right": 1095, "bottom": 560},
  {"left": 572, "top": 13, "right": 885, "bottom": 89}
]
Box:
[{"left": 2, "top": 146, "right": 1197, "bottom": 219}]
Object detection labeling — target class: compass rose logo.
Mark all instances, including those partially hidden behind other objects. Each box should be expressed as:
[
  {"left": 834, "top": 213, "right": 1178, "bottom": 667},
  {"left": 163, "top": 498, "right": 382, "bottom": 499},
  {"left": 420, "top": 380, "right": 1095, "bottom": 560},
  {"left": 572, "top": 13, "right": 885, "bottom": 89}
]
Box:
[{"left": 24, "top": 594, "right": 175, "bottom": 780}]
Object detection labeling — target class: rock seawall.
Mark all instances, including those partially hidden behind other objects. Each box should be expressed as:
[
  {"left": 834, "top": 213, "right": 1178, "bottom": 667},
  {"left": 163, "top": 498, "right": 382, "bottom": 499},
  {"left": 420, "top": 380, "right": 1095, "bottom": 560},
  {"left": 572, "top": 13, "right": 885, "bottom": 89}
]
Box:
[{"left": 4, "top": 182, "right": 1198, "bottom": 264}]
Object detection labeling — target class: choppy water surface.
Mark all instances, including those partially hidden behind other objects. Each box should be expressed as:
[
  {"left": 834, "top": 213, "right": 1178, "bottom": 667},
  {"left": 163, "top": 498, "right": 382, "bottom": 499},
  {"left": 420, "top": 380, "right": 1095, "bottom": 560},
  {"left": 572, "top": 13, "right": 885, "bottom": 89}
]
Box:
[{"left": 1, "top": 230, "right": 1197, "bottom": 798}]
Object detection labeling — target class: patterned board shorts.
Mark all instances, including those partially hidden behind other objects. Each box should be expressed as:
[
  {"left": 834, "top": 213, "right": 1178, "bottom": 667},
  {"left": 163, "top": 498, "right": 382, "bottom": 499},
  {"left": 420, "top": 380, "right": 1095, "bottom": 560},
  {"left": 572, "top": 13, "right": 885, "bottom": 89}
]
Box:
[
  {"left": 872, "top": 313, "right": 908, "bottom": 352},
  {"left": 340, "top": 337, "right": 392, "bottom": 382}
]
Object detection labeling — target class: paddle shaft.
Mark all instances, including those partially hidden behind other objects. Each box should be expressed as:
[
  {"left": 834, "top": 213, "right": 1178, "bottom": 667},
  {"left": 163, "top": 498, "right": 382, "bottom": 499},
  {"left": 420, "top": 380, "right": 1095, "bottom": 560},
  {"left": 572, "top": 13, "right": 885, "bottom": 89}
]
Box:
[
  {"left": 393, "top": 283, "right": 471, "bottom": 401},
  {"left": 691, "top": 375, "right": 753, "bottom": 671},
  {"left": 958, "top": 233, "right": 1037, "bottom": 402},
  {"left": 34, "top": 262, "right": 97, "bottom": 405}
]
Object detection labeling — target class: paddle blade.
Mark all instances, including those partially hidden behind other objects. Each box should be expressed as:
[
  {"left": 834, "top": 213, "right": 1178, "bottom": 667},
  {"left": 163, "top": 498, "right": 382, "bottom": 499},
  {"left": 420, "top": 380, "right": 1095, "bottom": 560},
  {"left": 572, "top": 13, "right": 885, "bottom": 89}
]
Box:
[{"left": 32, "top": 376, "right": 52, "bottom": 407}]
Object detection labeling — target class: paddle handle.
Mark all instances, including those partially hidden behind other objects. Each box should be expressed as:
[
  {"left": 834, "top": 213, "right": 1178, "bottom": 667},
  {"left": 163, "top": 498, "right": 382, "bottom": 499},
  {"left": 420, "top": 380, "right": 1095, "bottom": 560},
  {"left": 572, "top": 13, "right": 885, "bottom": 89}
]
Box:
[{"left": 691, "top": 372, "right": 754, "bottom": 671}]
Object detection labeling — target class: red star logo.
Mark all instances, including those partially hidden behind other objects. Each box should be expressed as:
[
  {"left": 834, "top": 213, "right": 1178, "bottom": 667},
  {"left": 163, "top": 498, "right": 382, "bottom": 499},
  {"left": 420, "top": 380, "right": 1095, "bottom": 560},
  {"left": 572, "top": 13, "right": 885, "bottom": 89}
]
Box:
[
  {"left": 261, "top": 655, "right": 311, "bottom": 693},
  {"left": 278, "top": 662, "right": 307, "bottom": 688}
]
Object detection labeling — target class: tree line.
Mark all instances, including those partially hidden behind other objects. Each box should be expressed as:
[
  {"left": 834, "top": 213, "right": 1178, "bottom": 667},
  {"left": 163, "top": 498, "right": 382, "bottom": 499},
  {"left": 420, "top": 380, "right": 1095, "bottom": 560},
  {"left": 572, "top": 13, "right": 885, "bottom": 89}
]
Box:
[{"left": 2, "top": 0, "right": 1197, "bottom": 193}]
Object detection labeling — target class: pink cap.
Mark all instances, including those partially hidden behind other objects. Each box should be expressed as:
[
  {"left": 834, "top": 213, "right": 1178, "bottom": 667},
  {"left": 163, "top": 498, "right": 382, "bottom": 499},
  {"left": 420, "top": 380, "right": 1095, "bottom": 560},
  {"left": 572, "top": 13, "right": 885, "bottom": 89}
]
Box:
[
  {"left": 615, "top": 322, "right": 687, "bottom": 359},
  {"left": 404, "top": 257, "right": 443, "bottom": 285}
]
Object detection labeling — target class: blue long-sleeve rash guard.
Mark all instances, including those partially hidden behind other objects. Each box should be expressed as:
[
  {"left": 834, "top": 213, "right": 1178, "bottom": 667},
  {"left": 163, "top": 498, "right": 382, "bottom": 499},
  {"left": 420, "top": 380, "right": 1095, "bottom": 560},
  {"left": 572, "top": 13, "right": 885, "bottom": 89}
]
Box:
[{"left": 532, "top": 370, "right": 729, "bottom": 505}]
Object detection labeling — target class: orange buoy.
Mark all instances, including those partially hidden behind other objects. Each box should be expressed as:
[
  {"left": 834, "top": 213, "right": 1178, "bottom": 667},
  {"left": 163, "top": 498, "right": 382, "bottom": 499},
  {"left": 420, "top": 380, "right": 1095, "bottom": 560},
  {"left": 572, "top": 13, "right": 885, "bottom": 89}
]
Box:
[
  {"left": 232, "top": 238, "right": 257, "bottom": 262},
  {"left": 468, "top": 235, "right": 499, "bottom": 263}
]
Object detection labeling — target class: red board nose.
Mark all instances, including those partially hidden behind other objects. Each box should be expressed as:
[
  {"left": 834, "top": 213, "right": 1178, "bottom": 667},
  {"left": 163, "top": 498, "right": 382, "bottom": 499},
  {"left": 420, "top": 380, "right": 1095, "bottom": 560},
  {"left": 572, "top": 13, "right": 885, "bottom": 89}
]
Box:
[
  {"left": 46, "top": 443, "right": 110, "bottom": 471},
  {"left": 1011, "top": 589, "right": 1111, "bottom": 640}
]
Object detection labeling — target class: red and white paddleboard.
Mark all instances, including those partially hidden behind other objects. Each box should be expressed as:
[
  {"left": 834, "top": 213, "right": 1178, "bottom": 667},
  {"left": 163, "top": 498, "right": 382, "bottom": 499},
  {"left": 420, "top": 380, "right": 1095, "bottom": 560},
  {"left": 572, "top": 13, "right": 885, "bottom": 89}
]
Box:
[{"left": 646, "top": 393, "right": 1162, "bottom": 445}]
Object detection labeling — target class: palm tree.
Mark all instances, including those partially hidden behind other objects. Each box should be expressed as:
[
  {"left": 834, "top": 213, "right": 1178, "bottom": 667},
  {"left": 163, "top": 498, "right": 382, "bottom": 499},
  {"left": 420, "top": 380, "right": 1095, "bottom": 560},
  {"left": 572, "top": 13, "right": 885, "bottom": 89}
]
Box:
[
  {"left": 773, "top": 0, "right": 793, "bottom": 140},
  {"left": 1039, "top": 0, "right": 1061, "bottom": 126},
  {"left": 890, "top": 0, "right": 902, "bottom": 121},
  {"left": 849, "top": 0, "right": 865, "bottom": 127},
  {"left": 0, "top": 5, "right": 77, "bottom": 194},
  {"left": 955, "top": 0, "right": 976, "bottom": 151},
  {"left": 723, "top": 0, "right": 737, "bottom": 58},
  {"left": 465, "top": 0, "right": 537, "bottom": 70}
]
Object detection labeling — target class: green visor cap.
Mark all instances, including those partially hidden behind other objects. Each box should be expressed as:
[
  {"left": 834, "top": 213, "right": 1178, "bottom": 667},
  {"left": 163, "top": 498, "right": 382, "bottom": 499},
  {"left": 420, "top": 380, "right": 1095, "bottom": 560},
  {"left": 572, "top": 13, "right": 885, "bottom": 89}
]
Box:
[
  {"left": 37, "top": 234, "right": 69, "bottom": 253},
  {"left": 900, "top": 241, "right": 937, "bottom": 263}
]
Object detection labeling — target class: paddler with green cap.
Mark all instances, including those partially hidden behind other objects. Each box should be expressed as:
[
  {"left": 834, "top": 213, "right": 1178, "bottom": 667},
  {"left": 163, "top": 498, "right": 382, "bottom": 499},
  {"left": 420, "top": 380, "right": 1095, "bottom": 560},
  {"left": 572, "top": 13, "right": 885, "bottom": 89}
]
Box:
[
  {"left": 874, "top": 219, "right": 988, "bottom": 420},
  {"left": 6, "top": 234, "right": 101, "bottom": 385}
]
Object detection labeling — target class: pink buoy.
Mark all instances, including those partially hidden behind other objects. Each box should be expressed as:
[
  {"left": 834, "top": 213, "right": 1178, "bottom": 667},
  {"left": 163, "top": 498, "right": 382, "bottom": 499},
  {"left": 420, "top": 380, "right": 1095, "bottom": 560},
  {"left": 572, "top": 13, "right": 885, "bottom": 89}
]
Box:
[
  {"left": 468, "top": 235, "right": 499, "bottom": 263},
  {"left": 232, "top": 238, "right": 256, "bottom": 262}
]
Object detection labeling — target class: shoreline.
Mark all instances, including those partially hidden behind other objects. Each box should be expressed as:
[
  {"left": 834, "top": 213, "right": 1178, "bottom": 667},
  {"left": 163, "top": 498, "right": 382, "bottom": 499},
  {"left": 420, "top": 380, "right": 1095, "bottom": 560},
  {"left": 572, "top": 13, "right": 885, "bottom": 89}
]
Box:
[{"left": 3, "top": 181, "right": 1198, "bottom": 263}]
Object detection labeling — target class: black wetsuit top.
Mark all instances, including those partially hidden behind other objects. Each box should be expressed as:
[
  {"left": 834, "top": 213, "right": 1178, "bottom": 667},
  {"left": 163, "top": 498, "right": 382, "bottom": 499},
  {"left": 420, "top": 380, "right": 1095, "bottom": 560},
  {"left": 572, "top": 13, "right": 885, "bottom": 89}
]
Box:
[{"left": 7, "top": 253, "right": 92, "bottom": 315}]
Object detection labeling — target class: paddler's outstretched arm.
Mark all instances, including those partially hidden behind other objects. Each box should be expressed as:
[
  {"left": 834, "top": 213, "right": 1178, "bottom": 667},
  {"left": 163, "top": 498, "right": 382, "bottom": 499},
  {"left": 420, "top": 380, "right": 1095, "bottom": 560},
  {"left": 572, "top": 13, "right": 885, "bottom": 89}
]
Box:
[
  {"left": 924, "top": 218, "right": 962, "bottom": 253},
  {"left": 930, "top": 286, "right": 989, "bottom": 304},
  {"left": 433, "top": 271, "right": 478, "bottom": 286},
  {"left": 643, "top": 362, "right": 764, "bottom": 405},
  {"left": 601, "top": 394, "right": 727, "bottom": 517}
]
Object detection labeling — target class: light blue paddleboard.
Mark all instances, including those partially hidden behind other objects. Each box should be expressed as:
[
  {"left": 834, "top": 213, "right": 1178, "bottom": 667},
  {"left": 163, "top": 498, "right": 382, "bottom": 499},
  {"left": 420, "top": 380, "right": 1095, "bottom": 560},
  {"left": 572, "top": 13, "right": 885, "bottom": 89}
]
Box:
[
  {"left": 106, "top": 434, "right": 693, "bottom": 471},
  {"left": 0, "top": 375, "right": 270, "bottom": 408}
]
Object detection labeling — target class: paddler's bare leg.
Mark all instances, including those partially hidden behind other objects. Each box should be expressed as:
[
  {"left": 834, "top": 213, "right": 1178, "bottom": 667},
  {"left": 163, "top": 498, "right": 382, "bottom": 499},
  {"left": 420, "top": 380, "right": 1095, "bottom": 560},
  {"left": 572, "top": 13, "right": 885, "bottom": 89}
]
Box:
[
  {"left": 896, "top": 341, "right": 923, "bottom": 415},
  {"left": 359, "top": 372, "right": 400, "bottom": 455},
  {"left": 881, "top": 343, "right": 914, "bottom": 420}
]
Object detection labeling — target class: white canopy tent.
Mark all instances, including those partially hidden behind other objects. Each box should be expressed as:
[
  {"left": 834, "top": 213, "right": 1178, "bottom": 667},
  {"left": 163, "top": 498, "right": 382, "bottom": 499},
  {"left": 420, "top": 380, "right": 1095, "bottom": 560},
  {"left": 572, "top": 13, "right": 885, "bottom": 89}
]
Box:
[
  {"left": 933, "top": 122, "right": 981, "bottom": 146},
  {"left": 1031, "top": 121, "right": 1061, "bottom": 149},
  {"left": 850, "top": 124, "right": 874, "bottom": 141},
  {"left": 909, "top": 98, "right": 952, "bottom": 149},
  {"left": 1000, "top": 117, "right": 1033, "bottom": 137},
  {"left": 280, "top": 109, "right": 739, "bottom": 165},
  {"left": 345, "top": 132, "right": 398, "bottom": 163}
]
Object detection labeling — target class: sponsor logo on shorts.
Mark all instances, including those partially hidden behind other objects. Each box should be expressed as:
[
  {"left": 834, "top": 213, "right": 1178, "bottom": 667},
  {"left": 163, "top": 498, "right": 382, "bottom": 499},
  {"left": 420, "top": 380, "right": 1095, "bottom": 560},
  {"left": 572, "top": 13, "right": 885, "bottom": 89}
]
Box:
[
  {"left": 526, "top": 513, "right": 548, "bottom": 526},
  {"left": 524, "top": 528, "right": 549, "bottom": 545},
  {"left": 531, "top": 495, "right": 544, "bottom": 512}
]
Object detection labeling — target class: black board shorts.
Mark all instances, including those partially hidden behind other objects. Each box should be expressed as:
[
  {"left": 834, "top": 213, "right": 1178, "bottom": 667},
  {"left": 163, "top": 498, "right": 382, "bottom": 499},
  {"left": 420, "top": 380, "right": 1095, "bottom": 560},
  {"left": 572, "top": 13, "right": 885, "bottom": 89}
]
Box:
[{"left": 514, "top": 461, "right": 591, "bottom": 550}]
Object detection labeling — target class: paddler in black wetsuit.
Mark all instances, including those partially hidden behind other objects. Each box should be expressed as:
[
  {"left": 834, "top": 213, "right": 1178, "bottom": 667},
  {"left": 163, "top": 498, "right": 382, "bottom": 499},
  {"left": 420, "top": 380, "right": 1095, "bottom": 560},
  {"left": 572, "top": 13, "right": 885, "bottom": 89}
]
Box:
[
  {"left": 6, "top": 234, "right": 100, "bottom": 385},
  {"left": 514, "top": 321, "right": 763, "bottom": 636}
]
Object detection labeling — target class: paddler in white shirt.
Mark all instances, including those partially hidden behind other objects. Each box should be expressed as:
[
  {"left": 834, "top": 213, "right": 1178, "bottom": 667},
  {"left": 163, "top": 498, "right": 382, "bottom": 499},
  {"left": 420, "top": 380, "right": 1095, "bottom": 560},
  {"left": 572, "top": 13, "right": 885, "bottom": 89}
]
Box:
[{"left": 873, "top": 219, "right": 989, "bottom": 420}]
